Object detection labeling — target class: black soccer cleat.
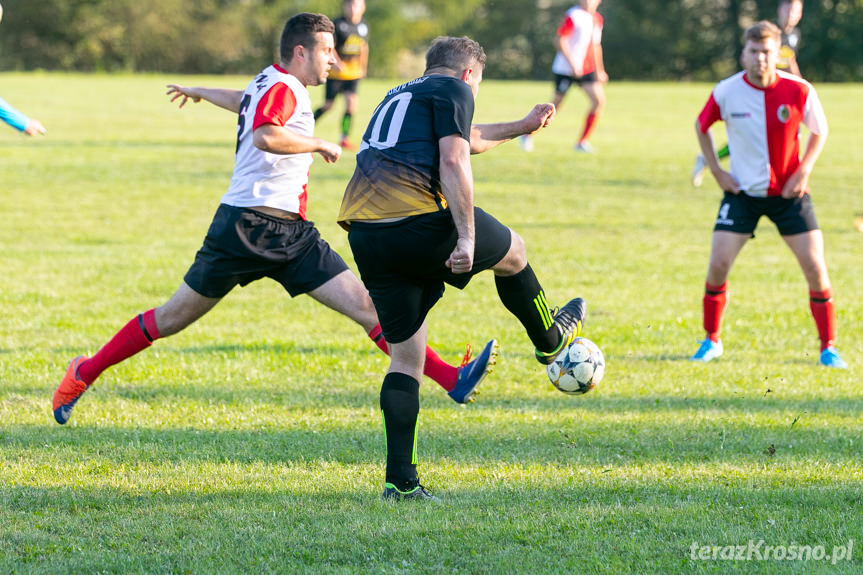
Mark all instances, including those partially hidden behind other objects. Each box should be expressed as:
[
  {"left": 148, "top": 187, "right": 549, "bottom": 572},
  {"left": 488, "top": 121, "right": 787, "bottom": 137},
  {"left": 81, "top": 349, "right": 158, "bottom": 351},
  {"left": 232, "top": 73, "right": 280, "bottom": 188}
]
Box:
[
  {"left": 534, "top": 297, "right": 586, "bottom": 365},
  {"left": 381, "top": 479, "right": 441, "bottom": 502}
]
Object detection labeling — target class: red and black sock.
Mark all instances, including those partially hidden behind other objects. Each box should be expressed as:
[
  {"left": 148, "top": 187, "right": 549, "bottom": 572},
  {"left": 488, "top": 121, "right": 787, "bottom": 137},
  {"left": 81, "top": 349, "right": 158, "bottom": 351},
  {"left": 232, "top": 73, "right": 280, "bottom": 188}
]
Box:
[
  {"left": 809, "top": 288, "right": 836, "bottom": 351},
  {"left": 703, "top": 281, "right": 727, "bottom": 342},
  {"left": 77, "top": 309, "right": 161, "bottom": 385}
]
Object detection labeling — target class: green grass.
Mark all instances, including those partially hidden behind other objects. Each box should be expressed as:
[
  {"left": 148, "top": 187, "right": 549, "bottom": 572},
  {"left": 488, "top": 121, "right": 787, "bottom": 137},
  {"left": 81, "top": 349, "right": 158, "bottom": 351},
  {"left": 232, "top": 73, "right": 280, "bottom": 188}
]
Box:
[{"left": 1, "top": 73, "right": 861, "bottom": 574}]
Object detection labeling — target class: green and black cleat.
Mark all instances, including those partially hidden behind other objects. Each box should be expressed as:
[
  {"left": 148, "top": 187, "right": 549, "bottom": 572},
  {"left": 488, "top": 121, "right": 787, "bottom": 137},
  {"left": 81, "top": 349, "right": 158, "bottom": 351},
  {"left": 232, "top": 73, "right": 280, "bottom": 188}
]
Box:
[{"left": 534, "top": 297, "right": 586, "bottom": 365}]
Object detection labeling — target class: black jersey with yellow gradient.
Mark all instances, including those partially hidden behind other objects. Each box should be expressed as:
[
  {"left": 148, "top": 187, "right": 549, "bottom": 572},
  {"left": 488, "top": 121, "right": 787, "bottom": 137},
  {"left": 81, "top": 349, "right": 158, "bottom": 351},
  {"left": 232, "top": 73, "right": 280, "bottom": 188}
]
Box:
[
  {"left": 778, "top": 27, "right": 800, "bottom": 72},
  {"left": 329, "top": 17, "right": 369, "bottom": 81},
  {"left": 338, "top": 74, "right": 474, "bottom": 228}
]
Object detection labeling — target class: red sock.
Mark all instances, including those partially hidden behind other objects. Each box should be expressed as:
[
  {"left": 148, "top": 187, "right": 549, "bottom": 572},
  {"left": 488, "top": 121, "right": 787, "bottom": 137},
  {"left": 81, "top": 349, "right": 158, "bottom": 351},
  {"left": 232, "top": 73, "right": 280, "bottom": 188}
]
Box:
[
  {"left": 703, "top": 282, "right": 727, "bottom": 342},
  {"left": 367, "top": 324, "right": 458, "bottom": 391},
  {"left": 809, "top": 289, "right": 836, "bottom": 351},
  {"left": 579, "top": 112, "right": 598, "bottom": 144},
  {"left": 77, "top": 309, "right": 161, "bottom": 385}
]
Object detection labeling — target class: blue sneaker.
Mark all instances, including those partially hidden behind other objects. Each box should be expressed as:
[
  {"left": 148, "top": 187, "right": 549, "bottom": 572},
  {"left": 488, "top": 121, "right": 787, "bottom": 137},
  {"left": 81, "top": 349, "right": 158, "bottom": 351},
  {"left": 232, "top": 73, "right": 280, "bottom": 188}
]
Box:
[
  {"left": 820, "top": 346, "right": 848, "bottom": 369},
  {"left": 449, "top": 339, "right": 499, "bottom": 404},
  {"left": 690, "top": 339, "right": 723, "bottom": 362}
]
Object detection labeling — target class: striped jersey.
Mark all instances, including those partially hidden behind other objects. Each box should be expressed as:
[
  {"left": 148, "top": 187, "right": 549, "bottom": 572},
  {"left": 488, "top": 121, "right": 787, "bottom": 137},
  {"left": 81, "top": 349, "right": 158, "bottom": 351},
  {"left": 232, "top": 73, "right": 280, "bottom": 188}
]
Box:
[
  {"left": 697, "top": 70, "right": 827, "bottom": 198},
  {"left": 552, "top": 5, "right": 603, "bottom": 77},
  {"left": 337, "top": 75, "right": 474, "bottom": 228},
  {"left": 222, "top": 64, "right": 314, "bottom": 218}
]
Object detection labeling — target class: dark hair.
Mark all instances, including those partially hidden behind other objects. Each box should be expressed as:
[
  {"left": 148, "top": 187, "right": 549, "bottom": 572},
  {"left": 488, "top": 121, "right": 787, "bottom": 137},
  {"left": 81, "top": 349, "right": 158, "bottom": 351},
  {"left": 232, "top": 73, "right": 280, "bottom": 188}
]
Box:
[
  {"left": 425, "top": 36, "right": 487, "bottom": 73},
  {"left": 743, "top": 20, "right": 781, "bottom": 44},
  {"left": 279, "top": 13, "right": 335, "bottom": 62}
]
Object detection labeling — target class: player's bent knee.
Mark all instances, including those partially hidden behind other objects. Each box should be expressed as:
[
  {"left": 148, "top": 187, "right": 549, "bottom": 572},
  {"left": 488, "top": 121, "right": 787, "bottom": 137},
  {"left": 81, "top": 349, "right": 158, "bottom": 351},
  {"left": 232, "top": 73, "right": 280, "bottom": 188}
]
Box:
[{"left": 493, "top": 230, "right": 527, "bottom": 275}]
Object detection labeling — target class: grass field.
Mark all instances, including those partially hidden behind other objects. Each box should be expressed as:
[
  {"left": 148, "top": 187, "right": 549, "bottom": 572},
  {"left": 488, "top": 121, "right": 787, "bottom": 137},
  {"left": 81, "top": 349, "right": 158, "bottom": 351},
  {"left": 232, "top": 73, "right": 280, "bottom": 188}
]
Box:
[{"left": 1, "top": 73, "right": 861, "bottom": 574}]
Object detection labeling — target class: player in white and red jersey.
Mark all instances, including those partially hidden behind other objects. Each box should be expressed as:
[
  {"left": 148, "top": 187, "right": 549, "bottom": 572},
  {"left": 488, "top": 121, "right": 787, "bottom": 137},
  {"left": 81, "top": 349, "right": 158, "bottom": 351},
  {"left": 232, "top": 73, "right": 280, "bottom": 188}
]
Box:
[
  {"left": 520, "top": 0, "right": 606, "bottom": 153},
  {"left": 52, "top": 14, "right": 499, "bottom": 427},
  {"left": 690, "top": 21, "right": 847, "bottom": 369}
]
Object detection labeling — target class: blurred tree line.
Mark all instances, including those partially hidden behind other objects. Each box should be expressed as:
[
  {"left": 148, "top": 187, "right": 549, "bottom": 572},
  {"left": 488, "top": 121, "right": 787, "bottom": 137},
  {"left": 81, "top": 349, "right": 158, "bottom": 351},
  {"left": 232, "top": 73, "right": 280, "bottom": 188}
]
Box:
[{"left": 0, "top": 0, "right": 860, "bottom": 81}]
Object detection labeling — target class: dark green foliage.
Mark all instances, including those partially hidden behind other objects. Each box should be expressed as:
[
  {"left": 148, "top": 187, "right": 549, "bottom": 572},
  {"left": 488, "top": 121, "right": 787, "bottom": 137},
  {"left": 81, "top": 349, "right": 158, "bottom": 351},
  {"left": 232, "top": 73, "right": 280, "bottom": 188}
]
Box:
[{"left": 0, "top": 0, "right": 861, "bottom": 79}]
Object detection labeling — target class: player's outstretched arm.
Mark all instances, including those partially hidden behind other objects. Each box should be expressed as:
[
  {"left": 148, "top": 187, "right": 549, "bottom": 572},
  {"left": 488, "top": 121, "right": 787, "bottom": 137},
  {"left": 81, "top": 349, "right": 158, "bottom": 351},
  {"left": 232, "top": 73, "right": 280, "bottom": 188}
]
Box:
[
  {"left": 166, "top": 85, "right": 244, "bottom": 113},
  {"left": 253, "top": 124, "right": 342, "bottom": 163},
  {"left": 469, "top": 104, "right": 556, "bottom": 154},
  {"left": 695, "top": 119, "right": 739, "bottom": 194},
  {"left": 0, "top": 96, "right": 45, "bottom": 135}
]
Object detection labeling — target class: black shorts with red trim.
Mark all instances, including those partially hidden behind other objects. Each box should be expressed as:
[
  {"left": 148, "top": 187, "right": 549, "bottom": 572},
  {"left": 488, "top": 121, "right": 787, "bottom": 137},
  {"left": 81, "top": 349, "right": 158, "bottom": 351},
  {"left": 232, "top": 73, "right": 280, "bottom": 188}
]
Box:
[
  {"left": 184, "top": 204, "right": 349, "bottom": 298},
  {"left": 713, "top": 191, "right": 819, "bottom": 236},
  {"left": 325, "top": 78, "right": 360, "bottom": 101},
  {"left": 348, "top": 208, "right": 512, "bottom": 344},
  {"left": 554, "top": 71, "right": 598, "bottom": 95}
]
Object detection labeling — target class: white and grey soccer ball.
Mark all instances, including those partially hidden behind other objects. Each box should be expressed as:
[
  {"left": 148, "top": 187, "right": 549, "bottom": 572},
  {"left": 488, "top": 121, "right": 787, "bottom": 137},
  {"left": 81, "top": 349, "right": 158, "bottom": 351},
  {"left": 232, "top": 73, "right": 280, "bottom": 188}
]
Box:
[{"left": 546, "top": 337, "right": 605, "bottom": 395}]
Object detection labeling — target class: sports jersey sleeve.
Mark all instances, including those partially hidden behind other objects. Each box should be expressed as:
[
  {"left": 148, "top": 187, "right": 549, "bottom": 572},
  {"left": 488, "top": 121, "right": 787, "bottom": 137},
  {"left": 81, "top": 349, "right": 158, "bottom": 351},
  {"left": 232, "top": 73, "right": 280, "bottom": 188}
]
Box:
[
  {"left": 432, "top": 81, "right": 474, "bottom": 142},
  {"left": 0, "top": 96, "right": 30, "bottom": 132},
  {"left": 802, "top": 86, "right": 828, "bottom": 136},
  {"left": 593, "top": 13, "right": 603, "bottom": 43},
  {"left": 252, "top": 82, "right": 297, "bottom": 131},
  {"left": 697, "top": 92, "right": 722, "bottom": 133},
  {"left": 557, "top": 15, "right": 575, "bottom": 37}
]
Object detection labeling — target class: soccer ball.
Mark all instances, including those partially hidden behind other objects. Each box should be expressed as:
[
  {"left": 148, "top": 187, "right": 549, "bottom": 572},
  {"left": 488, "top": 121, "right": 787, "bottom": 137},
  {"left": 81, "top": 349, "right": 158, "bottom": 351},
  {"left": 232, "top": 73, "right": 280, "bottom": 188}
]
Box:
[{"left": 546, "top": 337, "right": 605, "bottom": 395}]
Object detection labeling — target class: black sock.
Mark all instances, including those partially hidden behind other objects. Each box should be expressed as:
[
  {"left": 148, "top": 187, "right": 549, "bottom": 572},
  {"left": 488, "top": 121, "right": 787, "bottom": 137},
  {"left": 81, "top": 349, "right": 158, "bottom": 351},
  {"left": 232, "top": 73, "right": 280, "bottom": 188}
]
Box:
[
  {"left": 380, "top": 372, "right": 420, "bottom": 490},
  {"left": 495, "top": 263, "right": 560, "bottom": 352},
  {"left": 314, "top": 107, "right": 325, "bottom": 120}
]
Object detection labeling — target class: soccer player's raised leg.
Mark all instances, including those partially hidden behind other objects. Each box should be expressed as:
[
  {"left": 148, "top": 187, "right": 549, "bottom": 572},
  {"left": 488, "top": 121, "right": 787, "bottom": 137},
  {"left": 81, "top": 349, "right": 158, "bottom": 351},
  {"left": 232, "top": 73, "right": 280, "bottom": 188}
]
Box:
[
  {"left": 307, "top": 269, "right": 498, "bottom": 401},
  {"left": 491, "top": 229, "right": 586, "bottom": 365},
  {"left": 53, "top": 283, "right": 221, "bottom": 424}
]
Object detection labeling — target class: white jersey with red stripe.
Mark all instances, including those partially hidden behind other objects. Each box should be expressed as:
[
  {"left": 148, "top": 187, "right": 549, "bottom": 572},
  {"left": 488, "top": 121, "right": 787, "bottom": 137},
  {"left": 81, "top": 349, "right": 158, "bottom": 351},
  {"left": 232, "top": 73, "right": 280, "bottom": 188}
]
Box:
[
  {"left": 551, "top": 6, "right": 603, "bottom": 77},
  {"left": 698, "top": 70, "right": 828, "bottom": 198},
  {"left": 222, "top": 64, "right": 314, "bottom": 218}
]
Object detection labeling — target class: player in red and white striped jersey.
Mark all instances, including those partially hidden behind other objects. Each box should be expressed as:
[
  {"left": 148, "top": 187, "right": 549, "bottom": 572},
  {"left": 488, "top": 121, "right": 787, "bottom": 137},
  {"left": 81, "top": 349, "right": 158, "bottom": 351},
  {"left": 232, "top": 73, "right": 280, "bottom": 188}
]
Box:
[
  {"left": 520, "top": 0, "right": 606, "bottom": 153},
  {"left": 690, "top": 21, "right": 847, "bottom": 369},
  {"left": 53, "top": 14, "right": 499, "bottom": 426}
]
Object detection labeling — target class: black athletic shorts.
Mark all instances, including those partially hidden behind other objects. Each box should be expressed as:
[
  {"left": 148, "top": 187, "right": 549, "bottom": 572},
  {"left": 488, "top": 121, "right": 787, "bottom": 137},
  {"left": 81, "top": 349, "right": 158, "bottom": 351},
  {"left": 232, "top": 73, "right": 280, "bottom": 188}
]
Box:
[
  {"left": 554, "top": 71, "right": 598, "bottom": 95},
  {"left": 348, "top": 207, "right": 512, "bottom": 344},
  {"left": 184, "top": 204, "right": 349, "bottom": 298},
  {"left": 325, "top": 78, "right": 360, "bottom": 101},
  {"left": 713, "top": 191, "right": 819, "bottom": 236}
]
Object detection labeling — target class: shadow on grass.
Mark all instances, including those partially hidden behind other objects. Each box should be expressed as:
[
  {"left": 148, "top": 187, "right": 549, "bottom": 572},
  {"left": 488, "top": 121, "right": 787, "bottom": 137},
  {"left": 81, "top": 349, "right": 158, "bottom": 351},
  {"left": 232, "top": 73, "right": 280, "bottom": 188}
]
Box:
[
  {"left": 3, "top": 390, "right": 860, "bottom": 468},
  {"left": 1, "top": 482, "right": 861, "bottom": 573}
]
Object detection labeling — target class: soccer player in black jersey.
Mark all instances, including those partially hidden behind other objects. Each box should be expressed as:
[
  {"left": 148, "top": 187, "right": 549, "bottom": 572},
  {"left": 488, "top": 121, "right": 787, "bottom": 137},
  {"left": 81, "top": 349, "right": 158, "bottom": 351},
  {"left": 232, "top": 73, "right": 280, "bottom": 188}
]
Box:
[
  {"left": 313, "top": 0, "right": 369, "bottom": 149},
  {"left": 338, "top": 36, "right": 588, "bottom": 501}
]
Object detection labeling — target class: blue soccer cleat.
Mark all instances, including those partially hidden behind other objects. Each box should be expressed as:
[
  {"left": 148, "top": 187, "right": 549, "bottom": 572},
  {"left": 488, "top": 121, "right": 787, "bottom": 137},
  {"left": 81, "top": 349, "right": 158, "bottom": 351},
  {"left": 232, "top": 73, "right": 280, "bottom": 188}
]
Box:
[
  {"left": 449, "top": 339, "right": 499, "bottom": 404},
  {"left": 819, "top": 346, "right": 848, "bottom": 369},
  {"left": 690, "top": 338, "right": 723, "bottom": 362}
]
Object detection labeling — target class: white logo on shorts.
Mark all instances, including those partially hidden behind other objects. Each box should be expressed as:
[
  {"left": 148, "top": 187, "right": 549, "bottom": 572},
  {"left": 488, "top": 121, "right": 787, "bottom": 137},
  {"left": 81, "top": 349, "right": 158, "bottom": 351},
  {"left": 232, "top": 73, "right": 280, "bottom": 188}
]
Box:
[{"left": 716, "top": 203, "right": 734, "bottom": 226}]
